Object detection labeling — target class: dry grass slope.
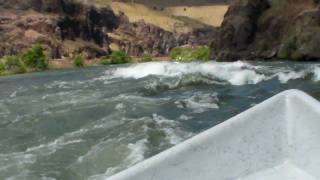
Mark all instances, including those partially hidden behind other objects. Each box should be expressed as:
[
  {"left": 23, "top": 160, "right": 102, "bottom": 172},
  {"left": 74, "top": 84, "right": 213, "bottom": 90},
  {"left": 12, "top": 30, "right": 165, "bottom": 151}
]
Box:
[
  {"left": 89, "top": 0, "right": 228, "bottom": 32},
  {"left": 164, "top": 5, "right": 228, "bottom": 27}
]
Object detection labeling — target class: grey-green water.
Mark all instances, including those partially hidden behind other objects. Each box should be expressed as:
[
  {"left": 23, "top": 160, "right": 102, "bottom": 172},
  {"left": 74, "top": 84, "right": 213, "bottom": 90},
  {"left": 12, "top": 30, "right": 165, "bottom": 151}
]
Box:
[{"left": 0, "top": 61, "right": 320, "bottom": 180}]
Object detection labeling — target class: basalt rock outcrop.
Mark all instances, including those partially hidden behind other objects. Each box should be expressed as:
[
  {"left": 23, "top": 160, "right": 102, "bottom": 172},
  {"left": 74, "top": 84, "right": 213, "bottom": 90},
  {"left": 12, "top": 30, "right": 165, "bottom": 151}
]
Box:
[
  {"left": 214, "top": 0, "right": 320, "bottom": 61},
  {"left": 0, "top": 0, "right": 217, "bottom": 59},
  {"left": 0, "top": 0, "right": 120, "bottom": 59},
  {"left": 110, "top": 13, "right": 216, "bottom": 56}
]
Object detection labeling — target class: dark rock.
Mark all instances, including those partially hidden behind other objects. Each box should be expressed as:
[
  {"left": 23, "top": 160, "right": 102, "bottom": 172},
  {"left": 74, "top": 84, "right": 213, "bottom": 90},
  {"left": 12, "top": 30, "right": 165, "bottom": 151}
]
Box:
[
  {"left": 214, "top": 0, "right": 320, "bottom": 61},
  {"left": 76, "top": 45, "right": 109, "bottom": 59},
  {"left": 278, "top": 8, "right": 320, "bottom": 60},
  {"left": 215, "top": 0, "right": 270, "bottom": 61},
  {"left": 0, "top": 0, "right": 119, "bottom": 59}
]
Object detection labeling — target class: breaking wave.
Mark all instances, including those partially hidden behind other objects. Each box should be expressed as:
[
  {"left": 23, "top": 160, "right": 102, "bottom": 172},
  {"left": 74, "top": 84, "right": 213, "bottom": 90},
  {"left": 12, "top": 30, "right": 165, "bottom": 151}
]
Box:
[{"left": 108, "top": 61, "right": 320, "bottom": 86}]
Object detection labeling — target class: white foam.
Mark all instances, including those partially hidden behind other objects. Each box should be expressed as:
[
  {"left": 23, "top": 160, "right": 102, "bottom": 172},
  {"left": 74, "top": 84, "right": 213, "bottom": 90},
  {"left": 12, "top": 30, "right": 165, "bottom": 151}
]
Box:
[
  {"left": 72, "top": 114, "right": 192, "bottom": 180},
  {"left": 108, "top": 61, "right": 320, "bottom": 86},
  {"left": 113, "top": 62, "right": 187, "bottom": 79},
  {"left": 26, "top": 139, "right": 83, "bottom": 154},
  {"left": 85, "top": 139, "right": 148, "bottom": 179},
  {"left": 274, "top": 71, "right": 307, "bottom": 83},
  {"left": 111, "top": 61, "right": 267, "bottom": 86},
  {"left": 312, "top": 66, "right": 320, "bottom": 81},
  {"left": 178, "top": 115, "right": 193, "bottom": 121},
  {"left": 175, "top": 92, "right": 219, "bottom": 113},
  {"left": 151, "top": 114, "right": 193, "bottom": 145},
  {"left": 127, "top": 139, "right": 147, "bottom": 165},
  {"left": 9, "top": 91, "right": 18, "bottom": 98}
]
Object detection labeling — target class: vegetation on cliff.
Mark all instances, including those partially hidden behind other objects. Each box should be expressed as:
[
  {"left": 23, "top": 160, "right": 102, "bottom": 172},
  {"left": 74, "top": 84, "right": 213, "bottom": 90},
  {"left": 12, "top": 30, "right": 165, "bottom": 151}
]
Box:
[
  {"left": 110, "top": 51, "right": 132, "bottom": 64},
  {"left": 22, "top": 44, "right": 48, "bottom": 70},
  {"left": 170, "top": 46, "right": 211, "bottom": 61},
  {"left": 0, "top": 55, "right": 26, "bottom": 75},
  {"left": 73, "top": 55, "right": 85, "bottom": 68},
  {"left": 139, "top": 54, "right": 153, "bottom": 62},
  {"left": 0, "top": 44, "right": 49, "bottom": 75}
]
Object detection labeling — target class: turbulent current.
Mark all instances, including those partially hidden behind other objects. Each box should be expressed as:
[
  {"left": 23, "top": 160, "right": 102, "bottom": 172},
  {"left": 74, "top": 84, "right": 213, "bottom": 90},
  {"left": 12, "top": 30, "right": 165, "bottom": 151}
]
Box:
[{"left": 0, "top": 61, "right": 320, "bottom": 180}]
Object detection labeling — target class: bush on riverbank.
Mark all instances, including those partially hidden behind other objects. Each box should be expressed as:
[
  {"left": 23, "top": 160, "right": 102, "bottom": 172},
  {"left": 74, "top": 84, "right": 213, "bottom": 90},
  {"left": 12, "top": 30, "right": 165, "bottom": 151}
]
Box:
[
  {"left": 99, "top": 56, "right": 112, "bottom": 65},
  {"left": 0, "top": 61, "right": 5, "bottom": 74},
  {"left": 22, "top": 44, "right": 48, "bottom": 70},
  {"left": 110, "top": 51, "right": 132, "bottom": 64},
  {"left": 1, "top": 55, "right": 26, "bottom": 74},
  {"left": 73, "top": 55, "right": 85, "bottom": 67},
  {"left": 139, "top": 54, "right": 153, "bottom": 62},
  {"left": 169, "top": 46, "right": 211, "bottom": 61}
]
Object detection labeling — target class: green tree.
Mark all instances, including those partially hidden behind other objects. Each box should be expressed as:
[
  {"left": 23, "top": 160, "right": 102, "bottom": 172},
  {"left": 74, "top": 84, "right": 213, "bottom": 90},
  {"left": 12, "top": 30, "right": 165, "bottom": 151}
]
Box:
[
  {"left": 3, "top": 55, "right": 26, "bottom": 74},
  {"left": 140, "top": 54, "right": 152, "bottom": 62},
  {"left": 99, "top": 56, "right": 112, "bottom": 65},
  {"left": 0, "top": 61, "right": 5, "bottom": 74},
  {"left": 22, "top": 44, "right": 48, "bottom": 70},
  {"left": 110, "top": 51, "right": 132, "bottom": 64},
  {"left": 169, "top": 46, "right": 211, "bottom": 61},
  {"left": 73, "top": 55, "right": 85, "bottom": 67}
]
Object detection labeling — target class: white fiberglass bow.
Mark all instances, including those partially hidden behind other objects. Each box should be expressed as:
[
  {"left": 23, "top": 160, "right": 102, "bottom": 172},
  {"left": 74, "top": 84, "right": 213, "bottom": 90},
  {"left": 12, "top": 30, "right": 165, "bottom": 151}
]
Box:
[{"left": 108, "top": 90, "right": 320, "bottom": 180}]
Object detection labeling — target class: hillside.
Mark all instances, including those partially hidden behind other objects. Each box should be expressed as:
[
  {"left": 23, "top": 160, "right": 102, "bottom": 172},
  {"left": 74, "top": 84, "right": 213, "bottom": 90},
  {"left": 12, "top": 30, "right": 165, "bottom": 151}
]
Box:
[
  {"left": 90, "top": 0, "right": 228, "bottom": 33},
  {"left": 117, "top": 0, "right": 229, "bottom": 7},
  {"left": 0, "top": 0, "right": 225, "bottom": 59}
]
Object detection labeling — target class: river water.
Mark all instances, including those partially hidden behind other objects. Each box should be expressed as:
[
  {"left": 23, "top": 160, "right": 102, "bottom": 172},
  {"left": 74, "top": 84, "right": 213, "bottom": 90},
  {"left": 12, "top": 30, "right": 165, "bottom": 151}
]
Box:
[{"left": 0, "top": 61, "right": 320, "bottom": 180}]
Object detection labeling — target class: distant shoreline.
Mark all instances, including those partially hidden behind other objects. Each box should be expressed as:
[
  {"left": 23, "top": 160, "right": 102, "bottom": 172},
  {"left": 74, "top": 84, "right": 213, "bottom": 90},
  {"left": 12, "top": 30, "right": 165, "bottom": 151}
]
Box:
[{"left": 48, "top": 57, "right": 171, "bottom": 69}]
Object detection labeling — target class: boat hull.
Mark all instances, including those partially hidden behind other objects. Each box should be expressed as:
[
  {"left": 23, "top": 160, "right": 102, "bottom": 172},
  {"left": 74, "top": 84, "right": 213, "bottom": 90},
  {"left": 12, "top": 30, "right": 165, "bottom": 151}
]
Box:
[{"left": 108, "top": 90, "right": 320, "bottom": 180}]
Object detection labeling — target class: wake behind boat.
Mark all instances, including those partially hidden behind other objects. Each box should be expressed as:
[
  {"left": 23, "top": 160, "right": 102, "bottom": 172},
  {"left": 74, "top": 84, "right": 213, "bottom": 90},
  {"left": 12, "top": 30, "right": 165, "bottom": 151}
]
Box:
[{"left": 109, "top": 90, "right": 320, "bottom": 180}]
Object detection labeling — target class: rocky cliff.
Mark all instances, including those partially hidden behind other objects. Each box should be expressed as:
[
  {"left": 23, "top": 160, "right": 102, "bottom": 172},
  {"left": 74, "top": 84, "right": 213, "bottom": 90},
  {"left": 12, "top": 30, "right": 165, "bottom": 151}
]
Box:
[
  {"left": 109, "top": 13, "right": 216, "bottom": 56},
  {"left": 214, "top": 0, "right": 320, "bottom": 61},
  {"left": 0, "top": 0, "right": 216, "bottom": 59},
  {"left": 0, "top": 0, "right": 119, "bottom": 59}
]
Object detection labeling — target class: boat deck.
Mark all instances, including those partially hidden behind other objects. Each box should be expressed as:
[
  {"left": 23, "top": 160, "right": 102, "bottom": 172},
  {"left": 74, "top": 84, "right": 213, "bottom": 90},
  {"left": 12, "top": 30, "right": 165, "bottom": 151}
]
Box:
[{"left": 239, "top": 162, "right": 316, "bottom": 180}]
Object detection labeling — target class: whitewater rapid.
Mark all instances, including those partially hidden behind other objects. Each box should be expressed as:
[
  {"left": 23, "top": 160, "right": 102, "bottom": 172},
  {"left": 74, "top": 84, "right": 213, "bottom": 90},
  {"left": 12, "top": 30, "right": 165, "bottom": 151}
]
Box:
[
  {"left": 0, "top": 61, "right": 319, "bottom": 180},
  {"left": 111, "top": 61, "right": 320, "bottom": 85}
]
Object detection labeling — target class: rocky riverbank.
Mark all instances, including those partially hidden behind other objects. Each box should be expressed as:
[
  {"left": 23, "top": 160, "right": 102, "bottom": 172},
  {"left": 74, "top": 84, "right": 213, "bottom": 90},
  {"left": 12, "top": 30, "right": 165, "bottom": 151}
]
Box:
[
  {"left": 0, "top": 0, "right": 216, "bottom": 61},
  {"left": 3, "top": 0, "right": 320, "bottom": 71}
]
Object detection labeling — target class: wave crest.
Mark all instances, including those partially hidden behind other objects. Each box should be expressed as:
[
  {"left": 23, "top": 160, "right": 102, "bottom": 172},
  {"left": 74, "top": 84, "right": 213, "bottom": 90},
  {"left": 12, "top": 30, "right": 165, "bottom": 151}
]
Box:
[{"left": 108, "top": 61, "right": 320, "bottom": 86}]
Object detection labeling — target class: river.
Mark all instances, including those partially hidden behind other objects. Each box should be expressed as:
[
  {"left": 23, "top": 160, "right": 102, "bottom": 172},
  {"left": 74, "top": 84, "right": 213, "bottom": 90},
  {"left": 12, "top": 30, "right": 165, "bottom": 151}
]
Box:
[{"left": 0, "top": 61, "right": 320, "bottom": 180}]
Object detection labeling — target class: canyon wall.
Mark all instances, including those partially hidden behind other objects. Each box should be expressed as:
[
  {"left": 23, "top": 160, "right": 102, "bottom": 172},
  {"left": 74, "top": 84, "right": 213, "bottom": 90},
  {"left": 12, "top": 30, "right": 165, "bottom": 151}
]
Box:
[
  {"left": 0, "top": 0, "right": 216, "bottom": 59},
  {"left": 214, "top": 0, "right": 320, "bottom": 61}
]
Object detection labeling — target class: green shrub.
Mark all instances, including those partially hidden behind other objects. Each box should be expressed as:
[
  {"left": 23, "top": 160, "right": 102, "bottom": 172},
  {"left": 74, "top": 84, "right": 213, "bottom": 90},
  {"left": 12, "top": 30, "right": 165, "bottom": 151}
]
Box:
[
  {"left": 0, "top": 61, "right": 5, "bottom": 74},
  {"left": 73, "top": 55, "right": 85, "bottom": 67},
  {"left": 100, "top": 56, "right": 112, "bottom": 65},
  {"left": 192, "top": 46, "right": 212, "bottom": 61},
  {"left": 169, "top": 46, "right": 212, "bottom": 61},
  {"left": 110, "top": 51, "right": 132, "bottom": 64},
  {"left": 169, "top": 47, "right": 185, "bottom": 60},
  {"left": 140, "top": 54, "right": 153, "bottom": 62},
  {"left": 2, "top": 55, "right": 26, "bottom": 74},
  {"left": 22, "top": 44, "right": 48, "bottom": 70}
]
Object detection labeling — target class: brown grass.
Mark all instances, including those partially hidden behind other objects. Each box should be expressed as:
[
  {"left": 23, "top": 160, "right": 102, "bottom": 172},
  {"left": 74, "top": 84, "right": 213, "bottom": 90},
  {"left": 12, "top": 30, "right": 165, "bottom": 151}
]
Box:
[
  {"left": 164, "top": 5, "right": 228, "bottom": 27},
  {"left": 111, "top": 2, "right": 187, "bottom": 32},
  {"left": 88, "top": 1, "right": 228, "bottom": 32}
]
